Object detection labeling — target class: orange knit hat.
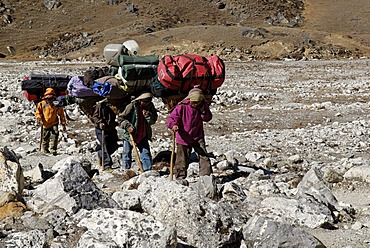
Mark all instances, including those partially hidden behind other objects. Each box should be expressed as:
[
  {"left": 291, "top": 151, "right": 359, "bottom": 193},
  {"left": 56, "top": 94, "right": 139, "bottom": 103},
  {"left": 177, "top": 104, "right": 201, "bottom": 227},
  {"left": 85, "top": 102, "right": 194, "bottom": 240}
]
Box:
[{"left": 43, "top": 88, "right": 56, "bottom": 99}]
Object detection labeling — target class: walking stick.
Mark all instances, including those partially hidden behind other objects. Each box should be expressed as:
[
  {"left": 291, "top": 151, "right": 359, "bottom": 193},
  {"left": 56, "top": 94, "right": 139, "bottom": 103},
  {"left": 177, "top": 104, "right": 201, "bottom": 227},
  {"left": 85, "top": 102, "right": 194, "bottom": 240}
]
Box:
[
  {"left": 39, "top": 125, "right": 44, "bottom": 151},
  {"left": 129, "top": 133, "right": 144, "bottom": 173},
  {"left": 97, "top": 99, "right": 108, "bottom": 171},
  {"left": 170, "top": 131, "right": 175, "bottom": 181},
  {"left": 101, "top": 129, "right": 105, "bottom": 171}
]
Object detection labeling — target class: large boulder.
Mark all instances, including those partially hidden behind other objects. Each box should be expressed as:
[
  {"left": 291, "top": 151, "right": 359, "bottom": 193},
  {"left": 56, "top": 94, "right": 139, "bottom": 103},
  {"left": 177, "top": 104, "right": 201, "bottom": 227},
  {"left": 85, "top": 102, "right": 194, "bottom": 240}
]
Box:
[
  {"left": 243, "top": 216, "right": 326, "bottom": 248},
  {"left": 254, "top": 196, "right": 333, "bottom": 228},
  {"left": 137, "top": 177, "right": 243, "bottom": 247},
  {"left": 74, "top": 208, "right": 177, "bottom": 247},
  {"left": 0, "top": 147, "right": 24, "bottom": 196},
  {"left": 27, "top": 157, "right": 118, "bottom": 214},
  {"left": 296, "top": 167, "right": 340, "bottom": 211}
]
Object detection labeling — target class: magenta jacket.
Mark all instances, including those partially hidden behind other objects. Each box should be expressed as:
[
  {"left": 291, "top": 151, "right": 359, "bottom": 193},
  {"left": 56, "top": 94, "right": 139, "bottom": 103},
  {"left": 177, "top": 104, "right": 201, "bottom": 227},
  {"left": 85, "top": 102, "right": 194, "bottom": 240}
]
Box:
[{"left": 166, "top": 100, "right": 212, "bottom": 146}]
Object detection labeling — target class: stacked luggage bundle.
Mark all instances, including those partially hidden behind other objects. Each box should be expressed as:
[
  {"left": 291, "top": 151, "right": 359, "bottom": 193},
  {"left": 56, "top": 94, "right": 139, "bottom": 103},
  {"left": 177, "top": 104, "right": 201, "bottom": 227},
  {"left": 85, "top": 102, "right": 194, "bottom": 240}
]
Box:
[
  {"left": 21, "top": 40, "right": 227, "bottom": 116},
  {"left": 21, "top": 40, "right": 157, "bottom": 117},
  {"left": 152, "top": 53, "right": 225, "bottom": 111},
  {"left": 21, "top": 74, "right": 71, "bottom": 103},
  {"left": 73, "top": 40, "right": 159, "bottom": 116}
]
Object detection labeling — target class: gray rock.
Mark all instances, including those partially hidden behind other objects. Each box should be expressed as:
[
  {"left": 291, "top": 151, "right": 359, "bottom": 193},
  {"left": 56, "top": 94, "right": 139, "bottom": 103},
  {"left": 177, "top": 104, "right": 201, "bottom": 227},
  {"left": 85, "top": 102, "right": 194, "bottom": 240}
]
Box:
[
  {"left": 138, "top": 177, "right": 242, "bottom": 247},
  {"left": 194, "top": 175, "right": 218, "bottom": 200},
  {"left": 254, "top": 196, "right": 333, "bottom": 228},
  {"left": 245, "top": 152, "right": 264, "bottom": 162},
  {"left": 0, "top": 147, "right": 24, "bottom": 195},
  {"left": 43, "top": 0, "right": 62, "bottom": 11},
  {"left": 0, "top": 229, "right": 47, "bottom": 248},
  {"left": 219, "top": 181, "right": 247, "bottom": 202},
  {"left": 323, "top": 168, "right": 344, "bottom": 183},
  {"left": 344, "top": 165, "right": 370, "bottom": 183},
  {"left": 243, "top": 216, "right": 326, "bottom": 248},
  {"left": 27, "top": 157, "right": 118, "bottom": 214},
  {"left": 2, "top": 14, "right": 12, "bottom": 24},
  {"left": 297, "top": 167, "right": 340, "bottom": 211},
  {"left": 74, "top": 208, "right": 176, "bottom": 247},
  {"left": 23, "top": 163, "right": 44, "bottom": 184},
  {"left": 112, "top": 189, "right": 141, "bottom": 211}
]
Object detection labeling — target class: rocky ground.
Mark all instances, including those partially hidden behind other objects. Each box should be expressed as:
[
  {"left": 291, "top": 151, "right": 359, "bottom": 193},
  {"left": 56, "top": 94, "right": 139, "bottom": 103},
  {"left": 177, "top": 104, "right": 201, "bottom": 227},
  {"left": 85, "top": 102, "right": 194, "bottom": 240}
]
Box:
[
  {"left": 0, "top": 59, "right": 370, "bottom": 247},
  {"left": 0, "top": 0, "right": 370, "bottom": 247}
]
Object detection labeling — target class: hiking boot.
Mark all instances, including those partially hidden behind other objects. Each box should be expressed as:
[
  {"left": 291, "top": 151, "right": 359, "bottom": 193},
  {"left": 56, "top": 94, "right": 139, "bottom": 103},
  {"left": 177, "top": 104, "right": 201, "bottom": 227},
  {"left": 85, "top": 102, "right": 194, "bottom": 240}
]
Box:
[{"left": 50, "top": 150, "right": 57, "bottom": 156}]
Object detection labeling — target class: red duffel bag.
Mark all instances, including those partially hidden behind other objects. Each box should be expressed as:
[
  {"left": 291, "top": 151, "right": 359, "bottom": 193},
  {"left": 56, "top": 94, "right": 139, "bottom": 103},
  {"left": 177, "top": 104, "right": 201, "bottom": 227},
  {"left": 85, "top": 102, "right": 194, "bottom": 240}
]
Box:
[
  {"left": 157, "top": 54, "right": 225, "bottom": 93},
  {"left": 207, "top": 55, "right": 225, "bottom": 89}
]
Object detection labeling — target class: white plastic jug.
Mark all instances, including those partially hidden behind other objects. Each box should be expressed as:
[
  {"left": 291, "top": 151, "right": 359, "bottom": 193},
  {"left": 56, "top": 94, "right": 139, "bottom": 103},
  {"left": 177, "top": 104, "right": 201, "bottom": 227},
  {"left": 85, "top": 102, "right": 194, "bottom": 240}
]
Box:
[
  {"left": 122, "top": 40, "right": 140, "bottom": 56},
  {"left": 104, "top": 44, "right": 124, "bottom": 66}
]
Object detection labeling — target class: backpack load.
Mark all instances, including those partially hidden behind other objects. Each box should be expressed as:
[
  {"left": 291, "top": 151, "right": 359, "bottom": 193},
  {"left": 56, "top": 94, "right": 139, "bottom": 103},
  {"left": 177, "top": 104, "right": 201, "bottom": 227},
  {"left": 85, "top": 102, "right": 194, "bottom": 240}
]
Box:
[
  {"left": 119, "top": 78, "right": 153, "bottom": 94},
  {"left": 93, "top": 75, "right": 151, "bottom": 99},
  {"left": 75, "top": 96, "right": 104, "bottom": 118},
  {"left": 53, "top": 95, "right": 76, "bottom": 107},
  {"left": 93, "top": 76, "right": 129, "bottom": 100},
  {"left": 104, "top": 44, "right": 127, "bottom": 67},
  {"left": 111, "top": 54, "right": 159, "bottom": 81},
  {"left": 83, "top": 66, "right": 110, "bottom": 87},
  {"left": 150, "top": 78, "right": 179, "bottom": 98},
  {"left": 21, "top": 74, "right": 71, "bottom": 102},
  {"left": 24, "top": 91, "right": 39, "bottom": 102},
  {"left": 67, "top": 76, "right": 98, "bottom": 98},
  {"left": 104, "top": 40, "right": 140, "bottom": 66},
  {"left": 87, "top": 76, "right": 132, "bottom": 114},
  {"left": 107, "top": 55, "right": 159, "bottom": 94},
  {"left": 122, "top": 40, "right": 140, "bottom": 56},
  {"left": 157, "top": 54, "right": 225, "bottom": 93}
]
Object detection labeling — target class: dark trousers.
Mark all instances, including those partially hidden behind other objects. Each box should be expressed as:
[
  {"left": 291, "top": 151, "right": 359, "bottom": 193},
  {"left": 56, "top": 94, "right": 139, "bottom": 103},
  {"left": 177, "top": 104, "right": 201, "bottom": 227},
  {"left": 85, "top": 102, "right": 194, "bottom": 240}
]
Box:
[
  {"left": 174, "top": 139, "right": 212, "bottom": 180},
  {"left": 95, "top": 128, "right": 118, "bottom": 166},
  {"left": 42, "top": 125, "right": 59, "bottom": 152}
]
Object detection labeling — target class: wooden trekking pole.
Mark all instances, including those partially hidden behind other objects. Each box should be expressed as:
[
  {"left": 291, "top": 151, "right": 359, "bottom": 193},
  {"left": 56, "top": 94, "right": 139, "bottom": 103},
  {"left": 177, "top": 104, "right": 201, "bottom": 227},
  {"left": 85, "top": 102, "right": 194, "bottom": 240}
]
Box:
[
  {"left": 129, "top": 133, "right": 144, "bottom": 173},
  {"left": 97, "top": 100, "right": 107, "bottom": 171},
  {"left": 39, "top": 125, "right": 44, "bottom": 151},
  {"left": 101, "top": 129, "right": 105, "bottom": 171},
  {"left": 170, "top": 130, "right": 175, "bottom": 181}
]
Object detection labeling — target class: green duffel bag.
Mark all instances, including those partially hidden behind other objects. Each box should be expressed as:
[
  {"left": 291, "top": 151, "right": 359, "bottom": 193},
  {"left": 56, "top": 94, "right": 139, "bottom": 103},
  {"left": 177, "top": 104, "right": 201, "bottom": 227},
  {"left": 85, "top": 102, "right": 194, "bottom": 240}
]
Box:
[
  {"left": 108, "top": 65, "right": 119, "bottom": 76},
  {"left": 119, "top": 64, "right": 157, "bottom": 81},
  {"left": 115, "top": 54, "right": 159, "bottom": 66},
  {"left": 110, "top": 55, "right": 159, "bottom": 81}
]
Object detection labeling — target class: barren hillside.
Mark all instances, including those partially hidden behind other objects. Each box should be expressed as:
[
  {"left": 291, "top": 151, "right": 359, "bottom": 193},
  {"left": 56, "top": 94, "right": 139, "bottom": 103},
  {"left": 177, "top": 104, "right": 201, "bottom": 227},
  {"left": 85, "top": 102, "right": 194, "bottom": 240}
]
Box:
[{"left": 0, "top": 0, "right": 369, "bottom": 62}]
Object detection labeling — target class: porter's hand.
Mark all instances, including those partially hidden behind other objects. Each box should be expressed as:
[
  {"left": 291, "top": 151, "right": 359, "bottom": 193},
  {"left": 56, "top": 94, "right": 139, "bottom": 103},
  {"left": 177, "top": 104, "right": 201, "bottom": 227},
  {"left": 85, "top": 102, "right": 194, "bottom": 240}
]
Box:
[{"left": 172, "top": 125, "right": 179, "bottom": 132}]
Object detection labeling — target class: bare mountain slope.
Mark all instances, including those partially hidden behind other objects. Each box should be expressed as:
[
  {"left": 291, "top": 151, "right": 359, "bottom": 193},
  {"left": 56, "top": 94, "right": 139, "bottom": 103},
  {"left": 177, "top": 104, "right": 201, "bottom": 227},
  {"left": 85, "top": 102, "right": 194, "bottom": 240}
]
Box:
[
  {"left": 0, "top": 0, "right": 369, "bottom": 61},
  {"left": 303, "top": 0, "right": 370, "bottom": 56}
]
